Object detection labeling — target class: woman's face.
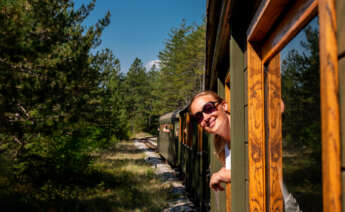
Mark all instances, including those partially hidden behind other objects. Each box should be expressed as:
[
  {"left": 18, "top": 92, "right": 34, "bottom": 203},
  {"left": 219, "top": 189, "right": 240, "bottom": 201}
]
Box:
[{"left": 190, "top": 94, "right": 229, "bottom": 135}]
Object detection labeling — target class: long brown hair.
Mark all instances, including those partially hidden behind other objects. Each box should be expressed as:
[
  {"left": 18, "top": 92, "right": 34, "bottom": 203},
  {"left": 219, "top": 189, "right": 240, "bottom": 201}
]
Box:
[{"left": 189, "top": 90, "right": 228, "bottom": 164}]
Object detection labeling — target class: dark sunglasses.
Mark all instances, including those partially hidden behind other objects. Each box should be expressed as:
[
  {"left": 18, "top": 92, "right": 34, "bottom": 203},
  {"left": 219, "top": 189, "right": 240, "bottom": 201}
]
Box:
[{"left": 192, "top": 101, "right": 219, "bottom": 124}]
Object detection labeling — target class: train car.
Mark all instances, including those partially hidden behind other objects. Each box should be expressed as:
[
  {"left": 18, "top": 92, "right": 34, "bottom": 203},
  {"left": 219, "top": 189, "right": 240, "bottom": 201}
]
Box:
[
  {"left": 178, "top": 107, "right": 210, "bottom": 211},
  {"left": 159, "top": 106, "right": 226, "bottom": 211},
  {"left": 206, "top": 0, "right": 345, "bottom": 211},
  {"left": 158, "top": 107, "right": 212, "bottom": 211},
  {"left": 158, "top": 110, "right": 180, "bottom": 167},
  {"left": 159, "top": 0, "right": 345, "bottom": 211}
]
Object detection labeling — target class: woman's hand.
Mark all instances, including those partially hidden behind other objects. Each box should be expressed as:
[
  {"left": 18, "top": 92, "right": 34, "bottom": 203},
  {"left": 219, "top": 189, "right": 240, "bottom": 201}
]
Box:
[{"left": 209, "top": 167, "right": 231, "bottom": 191}]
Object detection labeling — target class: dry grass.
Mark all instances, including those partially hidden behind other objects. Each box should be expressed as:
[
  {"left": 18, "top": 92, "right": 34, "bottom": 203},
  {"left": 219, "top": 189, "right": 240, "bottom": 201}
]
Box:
[
  {"left": 0, "top": 139, "right": 173, "bottom": 212},
  {"left": 80, "top": 139, "right": 173, "bottom": 212}
]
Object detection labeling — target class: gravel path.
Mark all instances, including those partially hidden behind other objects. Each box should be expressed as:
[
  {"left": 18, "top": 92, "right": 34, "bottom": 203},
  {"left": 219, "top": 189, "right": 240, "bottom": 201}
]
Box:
[{"left": 133, "top": 138, "right": 195, "bottom": 212}]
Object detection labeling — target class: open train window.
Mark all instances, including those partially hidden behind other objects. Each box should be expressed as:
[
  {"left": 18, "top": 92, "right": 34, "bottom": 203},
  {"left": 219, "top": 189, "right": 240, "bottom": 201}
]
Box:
[
  {"left": 265, "top": 16, "right": 321, "bottom": 211},
  {"left": 247, "top": 0, "right": 340, "bottom": 211}
]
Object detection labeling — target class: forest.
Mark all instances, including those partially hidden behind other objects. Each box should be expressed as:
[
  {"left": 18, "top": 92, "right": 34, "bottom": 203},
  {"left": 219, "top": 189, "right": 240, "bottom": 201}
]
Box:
[{"left": 0, "top": 0, "right": 205, "bottom": 210}]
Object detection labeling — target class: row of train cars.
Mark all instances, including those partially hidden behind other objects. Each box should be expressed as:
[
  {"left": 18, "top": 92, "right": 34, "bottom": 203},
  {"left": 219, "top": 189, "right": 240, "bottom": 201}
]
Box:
[
  {"left": 156, "top": 0, "right": 345, "bottom": 211},
  {"left": 158, "top": 107, "right": 229, "bottom": 211}
]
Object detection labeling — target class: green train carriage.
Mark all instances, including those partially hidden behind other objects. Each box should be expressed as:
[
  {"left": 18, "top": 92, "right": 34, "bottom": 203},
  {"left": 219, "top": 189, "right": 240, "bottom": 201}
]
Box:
[
  {"left": 206, "top": 0, "right": 345, "bottom": 211},
  {"left": 158, "top": 108, "right": 212, "bottom": 211},
  {"left": 159, "top": 0, "right": 345, "bottom": 211},
  {"left": 158, "top": 110, "right": 180, "bottom": 167}
]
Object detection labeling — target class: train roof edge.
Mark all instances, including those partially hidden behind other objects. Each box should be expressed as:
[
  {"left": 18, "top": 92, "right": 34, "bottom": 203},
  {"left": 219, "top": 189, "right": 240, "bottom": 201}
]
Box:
[{"left": 159, "top": 105, "right": 189, "bottom": 124}]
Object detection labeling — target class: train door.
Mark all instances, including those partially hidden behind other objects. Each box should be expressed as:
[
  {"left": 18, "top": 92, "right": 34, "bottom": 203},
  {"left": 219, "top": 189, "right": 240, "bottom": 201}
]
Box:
[{"left": 247, "top": 0, "right": 341, "bottom": 212}]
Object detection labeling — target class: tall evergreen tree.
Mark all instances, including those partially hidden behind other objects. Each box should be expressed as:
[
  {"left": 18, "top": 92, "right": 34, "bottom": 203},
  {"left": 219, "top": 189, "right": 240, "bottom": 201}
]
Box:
[
  {"left": 0, "top": 0, "right": 124, "bottom": 195},
  {"left": 154, "top": 20, "right": 205, "bottom": 115},
  {"left": 122, "top": 58, "right": 151, "bottom": 131}
]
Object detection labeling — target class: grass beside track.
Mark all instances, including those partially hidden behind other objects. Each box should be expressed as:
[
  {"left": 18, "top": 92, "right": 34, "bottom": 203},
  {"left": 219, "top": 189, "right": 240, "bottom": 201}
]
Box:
[{"left": 0, "top": 138, "right": 172, "bottom": 212}]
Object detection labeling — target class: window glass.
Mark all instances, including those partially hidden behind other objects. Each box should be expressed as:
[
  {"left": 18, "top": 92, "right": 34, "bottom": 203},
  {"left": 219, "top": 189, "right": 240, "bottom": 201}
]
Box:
[{"left": 280, "top": 16, "right": 321, "bottom": 211}]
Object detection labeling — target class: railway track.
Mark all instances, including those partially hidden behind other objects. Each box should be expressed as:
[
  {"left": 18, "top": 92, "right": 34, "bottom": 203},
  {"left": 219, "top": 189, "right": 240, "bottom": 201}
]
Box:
[
  {"left": 136, "top": 136, "right": 157, "bottom": 150},
  {"left": 133, "top": 137, "right": 195, "bottom": 212}
]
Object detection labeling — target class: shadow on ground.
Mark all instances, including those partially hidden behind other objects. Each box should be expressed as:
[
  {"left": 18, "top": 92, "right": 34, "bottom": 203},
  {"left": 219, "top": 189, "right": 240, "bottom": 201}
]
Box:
[{"left": 0, "top": 140, "right": 171, "bottom": 212}]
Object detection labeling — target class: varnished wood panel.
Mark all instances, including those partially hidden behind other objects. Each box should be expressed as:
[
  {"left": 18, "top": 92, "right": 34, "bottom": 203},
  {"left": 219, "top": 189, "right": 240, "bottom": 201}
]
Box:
[
  {"left": 225, "top": 72, "right": 231, "bottom": 114},
  {"left": 186, "top": 113, "right": 192, "bottom": 146},
  {"left": 262, "top": 0, "right": 317, "bottom": 63},
  {"left": 247, "top": 42, "right": 266, "bottom": 212},
  {"left": 226, "top": 183, "right": 231, "bottom": 212},
  {"left": 343, "top": 172, "right": 345, "bottom": 212},
  {"left": 266, "top": 54, "right": 283, "bottom": 212},
  {"left": 337, "top": 0, "right": 345, "bottom": 55},
  {"left": 319, "top": 0, "right": 342, "bottom": 211},
  {"left": 247, "top": 0, "right": 291, "bottom": 41}
]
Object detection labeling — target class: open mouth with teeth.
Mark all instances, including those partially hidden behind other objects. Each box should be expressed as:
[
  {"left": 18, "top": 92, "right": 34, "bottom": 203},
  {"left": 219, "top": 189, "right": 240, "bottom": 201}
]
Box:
[{"left": 206, "top": 118, "right": 216, "bottom": 128}]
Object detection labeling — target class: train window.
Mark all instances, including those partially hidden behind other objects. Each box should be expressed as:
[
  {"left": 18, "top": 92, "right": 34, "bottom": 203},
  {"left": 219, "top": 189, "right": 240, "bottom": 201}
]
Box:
[
  {"left": 282, "top": 16, "right": 321, "bottom": 211},
  {"left": 248, "top": 0, "right": 341, "bottom": 211},
  {"left": 265, "top": 16, "right": 321, "bottom": 211}
]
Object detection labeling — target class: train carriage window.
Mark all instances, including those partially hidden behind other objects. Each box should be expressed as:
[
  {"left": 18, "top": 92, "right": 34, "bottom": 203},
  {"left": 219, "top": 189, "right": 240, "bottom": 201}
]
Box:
[
  {"left": 248, "top": 0, "right": 341, "bottom": 211},
  {"left": 265, "top": 16, "right": 321, "bottom": 211},
  {"left": 282, "top": 16, "right": 321, "bottom": 211}
]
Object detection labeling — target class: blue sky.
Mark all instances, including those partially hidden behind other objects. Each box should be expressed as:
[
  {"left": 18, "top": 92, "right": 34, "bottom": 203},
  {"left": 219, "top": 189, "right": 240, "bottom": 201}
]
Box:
[{"left": 74, "top": 0, "right": 205, "bottom": 73}]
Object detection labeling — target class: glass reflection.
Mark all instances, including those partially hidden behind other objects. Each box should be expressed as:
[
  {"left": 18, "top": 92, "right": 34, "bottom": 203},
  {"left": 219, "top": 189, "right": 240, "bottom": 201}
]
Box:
[{"left": 280, "top": 16, "right": 321, "bottom": 211}]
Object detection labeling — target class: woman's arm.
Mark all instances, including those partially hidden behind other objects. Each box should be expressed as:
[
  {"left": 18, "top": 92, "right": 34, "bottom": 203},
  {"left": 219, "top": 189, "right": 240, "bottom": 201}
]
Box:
[{"left": 209, "top": 167, "right": 231, "bottom": 191}]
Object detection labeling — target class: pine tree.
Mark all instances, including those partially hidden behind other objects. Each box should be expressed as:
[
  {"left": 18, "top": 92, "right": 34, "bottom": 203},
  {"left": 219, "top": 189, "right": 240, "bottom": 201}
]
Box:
[
  {"left": 154, "top": 20, "right": 206, "bottom": 115},
  {"left": 122, "top": 58, "right": 151, "bottom": 132},
  {"left": 0, "top": 0, "right": 118, "bottom": 195}
]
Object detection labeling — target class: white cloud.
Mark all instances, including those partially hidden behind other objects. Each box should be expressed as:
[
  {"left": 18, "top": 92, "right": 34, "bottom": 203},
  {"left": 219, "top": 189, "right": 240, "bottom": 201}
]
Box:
[{"left": 145, "top": 60, "right": 161, "bottom": 71}]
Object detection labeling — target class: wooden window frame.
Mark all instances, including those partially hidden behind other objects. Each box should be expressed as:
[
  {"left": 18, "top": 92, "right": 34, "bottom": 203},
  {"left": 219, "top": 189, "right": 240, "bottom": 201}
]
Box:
[
  {"left": 224, "top": 72, "right": 231, "bottom": 212},
  {"left": 225, "top": 72, "right": 231, "bottom": 114},
  {"left": 247, "top": 0, "right": 340, "bottom": 212}
]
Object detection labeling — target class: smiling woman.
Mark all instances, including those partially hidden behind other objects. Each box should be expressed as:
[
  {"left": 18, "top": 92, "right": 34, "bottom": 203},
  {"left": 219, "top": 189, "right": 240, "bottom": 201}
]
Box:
[{"left": 189, "top": 91, "right": 231, "bottom": 191}]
